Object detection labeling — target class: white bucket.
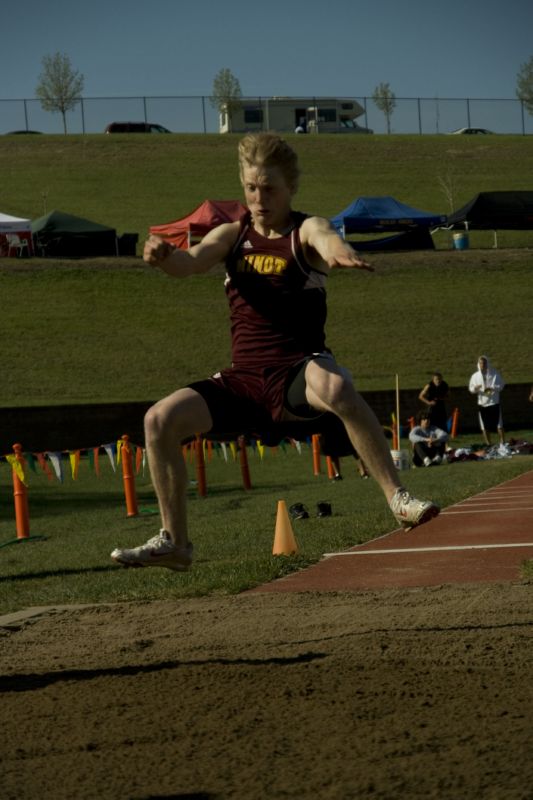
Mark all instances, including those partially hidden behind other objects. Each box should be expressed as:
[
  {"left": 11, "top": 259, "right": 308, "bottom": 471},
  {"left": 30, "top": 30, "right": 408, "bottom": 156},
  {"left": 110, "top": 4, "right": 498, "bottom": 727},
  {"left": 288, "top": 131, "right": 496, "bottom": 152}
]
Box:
[
  {"left": 453, "top": 231, "right": 469, "bottom": 250},
  {"left": 391, "top": 449, "right": 410, "bottom": 470}
]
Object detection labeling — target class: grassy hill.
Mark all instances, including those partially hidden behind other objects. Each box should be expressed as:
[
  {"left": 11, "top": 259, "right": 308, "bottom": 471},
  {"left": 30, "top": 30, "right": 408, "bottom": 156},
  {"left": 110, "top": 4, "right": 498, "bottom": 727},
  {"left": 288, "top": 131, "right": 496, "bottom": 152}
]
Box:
[
  {"left": 1, "top": 133, "right": 532, "bottom": 405},
  {"left": 0, "top": 249, "right": 532, "bottom": 405},
  {"left": 2, "top": 133, "right": 533, "bottom": 248}
]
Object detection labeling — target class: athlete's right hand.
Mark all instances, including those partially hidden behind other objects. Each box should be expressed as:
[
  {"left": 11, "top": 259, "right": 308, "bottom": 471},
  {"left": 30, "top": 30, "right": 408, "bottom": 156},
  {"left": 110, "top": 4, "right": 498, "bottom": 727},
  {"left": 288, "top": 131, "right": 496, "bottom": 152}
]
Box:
[{"left": 143, "top": 235, "right": 175, "bottom": 265}]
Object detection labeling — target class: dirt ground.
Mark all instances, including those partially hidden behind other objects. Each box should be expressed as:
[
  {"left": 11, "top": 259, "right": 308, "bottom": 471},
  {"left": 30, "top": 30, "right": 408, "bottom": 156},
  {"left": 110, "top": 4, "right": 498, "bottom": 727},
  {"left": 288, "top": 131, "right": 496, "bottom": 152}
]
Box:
[{"left": 1, "top": 583, "right": 532, "bottom": 800}]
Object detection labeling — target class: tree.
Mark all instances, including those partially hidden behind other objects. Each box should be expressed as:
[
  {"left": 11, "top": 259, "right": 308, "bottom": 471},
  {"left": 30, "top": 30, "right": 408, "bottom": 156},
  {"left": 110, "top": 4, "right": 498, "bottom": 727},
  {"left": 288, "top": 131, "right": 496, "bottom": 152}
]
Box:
[
  {"left": 437, "top": 170, "right": 458, "bottom": 213},
  {"left": 210, "top": 68, "right": 242, "bottom": 132},
  {"left": 372, "top": 82, "right": 396, "bottom": 134},
  {"left": 516, "top": 55, "right": 533, "bottom": 115},
  {"left": 36, "top": 52, "right": 84, "bottom": 134}
]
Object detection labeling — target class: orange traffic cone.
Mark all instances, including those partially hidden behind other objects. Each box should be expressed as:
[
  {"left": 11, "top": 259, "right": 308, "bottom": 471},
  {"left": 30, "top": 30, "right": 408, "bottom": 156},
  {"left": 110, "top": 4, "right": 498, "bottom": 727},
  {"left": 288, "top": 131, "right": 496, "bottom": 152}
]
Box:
[{"left": 272, "top": 500, "right": 299, "bottom": 556}]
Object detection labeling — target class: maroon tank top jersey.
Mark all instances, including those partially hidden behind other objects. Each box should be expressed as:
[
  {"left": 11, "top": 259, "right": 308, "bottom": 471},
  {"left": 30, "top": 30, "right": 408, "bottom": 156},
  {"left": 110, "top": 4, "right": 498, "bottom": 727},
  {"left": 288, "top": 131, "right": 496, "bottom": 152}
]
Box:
[{"left": 224, "top": 212, "right": 329, "bottom": 368}]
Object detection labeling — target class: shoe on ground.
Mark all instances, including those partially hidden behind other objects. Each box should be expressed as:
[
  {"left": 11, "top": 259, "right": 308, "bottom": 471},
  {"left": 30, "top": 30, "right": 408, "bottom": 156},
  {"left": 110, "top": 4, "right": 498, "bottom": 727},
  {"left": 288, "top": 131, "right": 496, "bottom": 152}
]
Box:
[
  {"left": 289, "top": 502, "right": 309, "bottom": 520},
  {"left": 423, "top": 456, "right": 432, "bottom": 467},
  {"left": 432, "top": 455, "right": 442, "bottom": 465},
  {"left": 110, "top": 529, "right": 193, "bottom": 571},
  {"left": 389, "top": 488, "right": 440, "bottom": 531},
  {"left": 316, "top": 501, "right": 332, "bottom": 517}
]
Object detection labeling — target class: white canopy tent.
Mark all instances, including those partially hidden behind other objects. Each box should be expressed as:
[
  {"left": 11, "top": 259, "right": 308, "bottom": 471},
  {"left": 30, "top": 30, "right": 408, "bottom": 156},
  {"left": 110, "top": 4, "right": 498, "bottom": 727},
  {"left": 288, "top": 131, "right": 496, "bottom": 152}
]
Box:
[{"left": 0, "top": 212, "right": 33, "bottom": 256}]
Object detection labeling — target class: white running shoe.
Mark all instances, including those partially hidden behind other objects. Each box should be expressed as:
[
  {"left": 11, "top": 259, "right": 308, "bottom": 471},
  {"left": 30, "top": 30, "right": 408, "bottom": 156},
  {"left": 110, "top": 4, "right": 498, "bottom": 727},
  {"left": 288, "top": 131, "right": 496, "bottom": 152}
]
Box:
[
  {"left": 111, "top": 529, "right": 193, "bottom": 571},
  {"left": 389, "top": 488, "right": 440, "bottom": 531}
]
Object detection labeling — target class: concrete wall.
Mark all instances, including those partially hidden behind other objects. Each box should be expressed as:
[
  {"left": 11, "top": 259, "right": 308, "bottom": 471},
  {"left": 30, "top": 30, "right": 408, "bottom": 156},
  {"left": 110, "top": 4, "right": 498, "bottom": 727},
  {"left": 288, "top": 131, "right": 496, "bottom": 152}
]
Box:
[{"left": 1, "top": 384, "right": 532, "bottom": 454}]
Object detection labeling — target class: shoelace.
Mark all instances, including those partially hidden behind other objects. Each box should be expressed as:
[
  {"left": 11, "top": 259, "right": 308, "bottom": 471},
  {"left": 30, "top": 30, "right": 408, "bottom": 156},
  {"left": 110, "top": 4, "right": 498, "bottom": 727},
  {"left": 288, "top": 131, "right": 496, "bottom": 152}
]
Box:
[
  {"left": 391, "top": 489, "right": 410, "bottom": 511},
  {"left": 144, "top": 531, "right": 169, "bottom": 547}
]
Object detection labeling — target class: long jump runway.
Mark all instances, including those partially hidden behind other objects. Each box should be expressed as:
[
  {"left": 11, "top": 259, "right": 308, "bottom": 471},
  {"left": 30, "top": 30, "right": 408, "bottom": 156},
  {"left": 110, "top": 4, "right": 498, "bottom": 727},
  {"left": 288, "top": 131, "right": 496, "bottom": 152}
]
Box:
[{"left": 255, "top": 469, "right": 533, "bottom": 593}]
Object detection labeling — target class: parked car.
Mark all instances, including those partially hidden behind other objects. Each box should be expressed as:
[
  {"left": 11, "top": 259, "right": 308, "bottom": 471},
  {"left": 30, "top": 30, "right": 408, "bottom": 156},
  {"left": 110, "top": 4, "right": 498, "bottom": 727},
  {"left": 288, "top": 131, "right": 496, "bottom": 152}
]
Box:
[
  {"left": 338, "top": 119, "right": 374, "bottom": 134},
  {"left": 105, "top": 122, "right": 171, "bottom": 134},
  {"left": 448, "top": 127, "right": 494, "bottom": 135}
]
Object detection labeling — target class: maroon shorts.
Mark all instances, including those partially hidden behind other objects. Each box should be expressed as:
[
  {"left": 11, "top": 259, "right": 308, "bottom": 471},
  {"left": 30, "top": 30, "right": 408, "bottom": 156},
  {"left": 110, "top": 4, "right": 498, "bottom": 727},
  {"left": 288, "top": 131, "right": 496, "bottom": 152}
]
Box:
[{"left": 188, "top": 356, "right": 328, "bottom": 438}]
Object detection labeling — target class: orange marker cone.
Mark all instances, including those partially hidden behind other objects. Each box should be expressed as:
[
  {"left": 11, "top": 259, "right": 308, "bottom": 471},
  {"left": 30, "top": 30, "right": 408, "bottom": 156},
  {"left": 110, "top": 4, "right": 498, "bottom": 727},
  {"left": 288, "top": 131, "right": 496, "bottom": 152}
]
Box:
[
  {"left": 120, "top": 434, "right": 139, "bottom": 517},
  {"left": 272, "top": 500, "right": 299, "bottom": 556},
  {"left": 450, "top": 407, "right": 460, "bottom": 438},
  {"left": 311, "top": 434, "right": 321, "bottom": 475}
]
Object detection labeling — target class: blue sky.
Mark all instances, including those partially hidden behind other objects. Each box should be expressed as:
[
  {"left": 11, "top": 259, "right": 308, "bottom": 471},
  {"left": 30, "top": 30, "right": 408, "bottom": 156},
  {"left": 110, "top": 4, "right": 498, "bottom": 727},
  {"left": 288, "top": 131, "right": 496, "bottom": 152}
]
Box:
[{"left": 2, "top": 0, "right": 532, "bottom": 100}]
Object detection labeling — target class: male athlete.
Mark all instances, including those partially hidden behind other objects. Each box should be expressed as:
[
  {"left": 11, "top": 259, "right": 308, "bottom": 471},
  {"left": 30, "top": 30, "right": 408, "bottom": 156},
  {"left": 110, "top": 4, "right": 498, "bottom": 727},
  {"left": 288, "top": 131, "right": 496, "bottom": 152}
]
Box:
[{"left": 111, "top": 133, "right": 439, "bottom": 570}]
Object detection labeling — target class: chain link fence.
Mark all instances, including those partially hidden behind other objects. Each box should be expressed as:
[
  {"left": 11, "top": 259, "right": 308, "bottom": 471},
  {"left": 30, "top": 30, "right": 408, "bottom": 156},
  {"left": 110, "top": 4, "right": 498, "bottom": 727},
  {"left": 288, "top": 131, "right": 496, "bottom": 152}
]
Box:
[{"left": 1, "top": 95, "right": 532, "bottom": 135}]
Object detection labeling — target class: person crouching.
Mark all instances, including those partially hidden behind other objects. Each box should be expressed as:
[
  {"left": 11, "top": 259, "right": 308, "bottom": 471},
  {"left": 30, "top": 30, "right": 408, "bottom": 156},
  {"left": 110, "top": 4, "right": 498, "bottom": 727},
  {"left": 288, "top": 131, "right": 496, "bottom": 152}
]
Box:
[{"left": 409, "top": 410, "right": 448, "bottom": 467}]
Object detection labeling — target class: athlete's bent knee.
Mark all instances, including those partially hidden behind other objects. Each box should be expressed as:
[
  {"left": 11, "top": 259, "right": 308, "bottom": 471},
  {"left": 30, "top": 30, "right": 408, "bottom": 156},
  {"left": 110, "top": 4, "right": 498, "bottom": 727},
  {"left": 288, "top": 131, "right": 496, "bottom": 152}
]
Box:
[
  {"left": 144, "top": 401, "right": 174, "bottom": 442},
  {"left": 145, "top": 389, "right": 212, "bottom": 444}
]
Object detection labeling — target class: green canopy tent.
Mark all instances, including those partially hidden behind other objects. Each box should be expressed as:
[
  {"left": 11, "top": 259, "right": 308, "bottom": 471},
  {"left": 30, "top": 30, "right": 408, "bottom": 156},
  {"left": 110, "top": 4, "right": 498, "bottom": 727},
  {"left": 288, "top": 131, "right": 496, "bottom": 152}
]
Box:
[{"left": 31, "top": 210, "right": 118, "bottom": 257}]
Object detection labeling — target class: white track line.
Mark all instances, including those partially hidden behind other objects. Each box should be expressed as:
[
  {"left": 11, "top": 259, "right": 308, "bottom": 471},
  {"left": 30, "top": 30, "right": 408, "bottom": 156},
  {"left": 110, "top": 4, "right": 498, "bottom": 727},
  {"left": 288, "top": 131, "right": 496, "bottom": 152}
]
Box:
[
  {"left": 442, "top": 506, "right": 533, "bottom": 514},
  {"left": 451, "top": 500, "right": 533, "bottom": 506},
  {"left": 324, "top": 542, "right": 533, "bottom": 558},
  {"left": 461, "top": 491, "right": 533, "bottom": 497},
  {"left": 482, "top": 489, "right": 533, "bottom": 493}
]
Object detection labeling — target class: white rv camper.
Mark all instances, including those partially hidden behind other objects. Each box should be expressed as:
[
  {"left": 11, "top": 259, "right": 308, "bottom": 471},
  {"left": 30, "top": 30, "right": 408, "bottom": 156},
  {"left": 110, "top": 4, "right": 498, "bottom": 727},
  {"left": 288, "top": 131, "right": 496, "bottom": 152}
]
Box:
[{"left": 219, "top": 97, "right": 372, "bottom": 134}]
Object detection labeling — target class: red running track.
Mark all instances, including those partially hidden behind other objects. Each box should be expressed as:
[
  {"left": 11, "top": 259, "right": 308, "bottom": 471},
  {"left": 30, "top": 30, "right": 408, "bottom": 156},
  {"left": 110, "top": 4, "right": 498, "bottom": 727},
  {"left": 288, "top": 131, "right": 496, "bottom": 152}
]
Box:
[{"left": 253, "top": 470, "right": 533, "bottom": 593}]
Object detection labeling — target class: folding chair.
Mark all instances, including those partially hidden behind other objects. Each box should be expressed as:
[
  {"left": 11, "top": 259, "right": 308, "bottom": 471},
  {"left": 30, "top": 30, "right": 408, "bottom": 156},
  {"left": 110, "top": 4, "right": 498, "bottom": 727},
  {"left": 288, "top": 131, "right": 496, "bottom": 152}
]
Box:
[{"left": 6, "top": 233, "right": 30, "bottom": 257}]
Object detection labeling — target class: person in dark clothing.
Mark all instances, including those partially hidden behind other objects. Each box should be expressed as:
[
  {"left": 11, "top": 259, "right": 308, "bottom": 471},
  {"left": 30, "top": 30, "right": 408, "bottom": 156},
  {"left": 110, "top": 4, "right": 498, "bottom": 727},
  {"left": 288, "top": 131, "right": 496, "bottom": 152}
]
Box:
[{"left": 418, "top": 372, "right": 450, "bottom": 431}]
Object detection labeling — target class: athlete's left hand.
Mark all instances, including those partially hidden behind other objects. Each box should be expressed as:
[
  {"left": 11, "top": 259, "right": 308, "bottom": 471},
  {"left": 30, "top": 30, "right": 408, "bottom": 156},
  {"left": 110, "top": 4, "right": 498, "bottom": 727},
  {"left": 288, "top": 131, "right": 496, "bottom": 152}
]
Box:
[{"left": 328, "top": 251, "right": 374, "bottom": 272}]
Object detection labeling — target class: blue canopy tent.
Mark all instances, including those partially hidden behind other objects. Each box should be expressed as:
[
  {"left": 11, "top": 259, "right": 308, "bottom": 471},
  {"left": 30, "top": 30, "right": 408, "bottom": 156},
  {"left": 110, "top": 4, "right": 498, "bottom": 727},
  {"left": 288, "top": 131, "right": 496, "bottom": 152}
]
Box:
[
  {"left": 331, "top": 196, "right": 447, "bottom": 234},
  {"left": 330, "top": 196, "right": 447, "bottom": 250}
]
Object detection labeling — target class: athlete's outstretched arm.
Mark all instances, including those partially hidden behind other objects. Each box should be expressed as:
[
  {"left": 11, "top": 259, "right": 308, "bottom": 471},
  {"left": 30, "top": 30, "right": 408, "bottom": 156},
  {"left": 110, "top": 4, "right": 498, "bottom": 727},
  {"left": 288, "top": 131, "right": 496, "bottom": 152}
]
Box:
[
  {"left": 143, "top": 221, "right": 240, "bottom": 278},
  {"left": 301, "top": 216, "right": 373, "bottom": 273}
]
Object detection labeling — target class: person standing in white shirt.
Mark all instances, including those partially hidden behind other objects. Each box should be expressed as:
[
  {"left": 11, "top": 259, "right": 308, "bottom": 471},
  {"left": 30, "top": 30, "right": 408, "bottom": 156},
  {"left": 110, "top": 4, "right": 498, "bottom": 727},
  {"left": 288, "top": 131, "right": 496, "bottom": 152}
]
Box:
[{"left": 469, "top": 355, "right": 505, "bottom": 445}]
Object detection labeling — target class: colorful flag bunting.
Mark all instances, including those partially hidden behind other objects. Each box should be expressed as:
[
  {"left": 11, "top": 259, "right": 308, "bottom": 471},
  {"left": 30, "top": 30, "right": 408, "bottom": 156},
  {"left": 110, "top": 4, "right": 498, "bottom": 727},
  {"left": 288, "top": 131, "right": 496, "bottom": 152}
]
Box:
[
  {"left": 48, "top": 452, "right": 64, "bottom": 483},
  {"left": 69, "top": 451, "right": 80, "bottom": 480},
  {"left": 103, "top": 443, "right": 117, "bottom": 472},
  {"left": 6, "top": 454, "right": 27, "bottom": 485}
]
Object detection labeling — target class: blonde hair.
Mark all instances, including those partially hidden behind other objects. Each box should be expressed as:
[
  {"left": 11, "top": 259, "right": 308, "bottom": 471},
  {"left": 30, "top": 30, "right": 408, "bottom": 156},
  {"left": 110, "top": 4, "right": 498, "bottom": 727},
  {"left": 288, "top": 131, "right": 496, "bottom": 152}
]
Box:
[{"left": 238, "top": 133, "right": 300, "bottom": 192}]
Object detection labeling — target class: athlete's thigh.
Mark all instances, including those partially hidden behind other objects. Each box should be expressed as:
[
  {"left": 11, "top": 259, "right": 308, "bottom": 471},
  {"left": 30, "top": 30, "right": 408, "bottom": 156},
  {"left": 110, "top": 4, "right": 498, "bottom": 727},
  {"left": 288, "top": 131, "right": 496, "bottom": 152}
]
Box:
[{"left": 304, "top": 356, "right": 355, "bottom": 412}]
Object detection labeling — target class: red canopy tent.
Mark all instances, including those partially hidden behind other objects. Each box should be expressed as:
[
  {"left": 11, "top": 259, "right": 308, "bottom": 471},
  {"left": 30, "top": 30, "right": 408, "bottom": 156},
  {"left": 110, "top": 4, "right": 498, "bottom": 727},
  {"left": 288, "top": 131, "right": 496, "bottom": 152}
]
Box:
[{"left": 150, "top": 199, "right": 248, "bottom": 249}]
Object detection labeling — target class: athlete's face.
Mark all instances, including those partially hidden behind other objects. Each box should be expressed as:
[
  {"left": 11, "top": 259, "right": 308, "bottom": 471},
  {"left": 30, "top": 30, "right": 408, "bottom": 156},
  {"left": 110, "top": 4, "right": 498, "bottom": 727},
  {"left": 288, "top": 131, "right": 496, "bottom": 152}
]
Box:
[{"left": 241, "top": 165, "right": 294, "bottom": 230}]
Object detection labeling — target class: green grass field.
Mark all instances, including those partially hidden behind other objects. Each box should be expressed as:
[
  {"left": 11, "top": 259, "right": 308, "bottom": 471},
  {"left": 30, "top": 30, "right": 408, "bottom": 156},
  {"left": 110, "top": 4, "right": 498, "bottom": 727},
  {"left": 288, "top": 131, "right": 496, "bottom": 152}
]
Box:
[
  {"left": 0, "top": 249, "right": 532, "bottom": 404},
  {"left": 1, "top": 133, "right": 532, "bottom": 610},
  {"left": 1, "top": 133, "right": 532, "bottom": 404}
]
